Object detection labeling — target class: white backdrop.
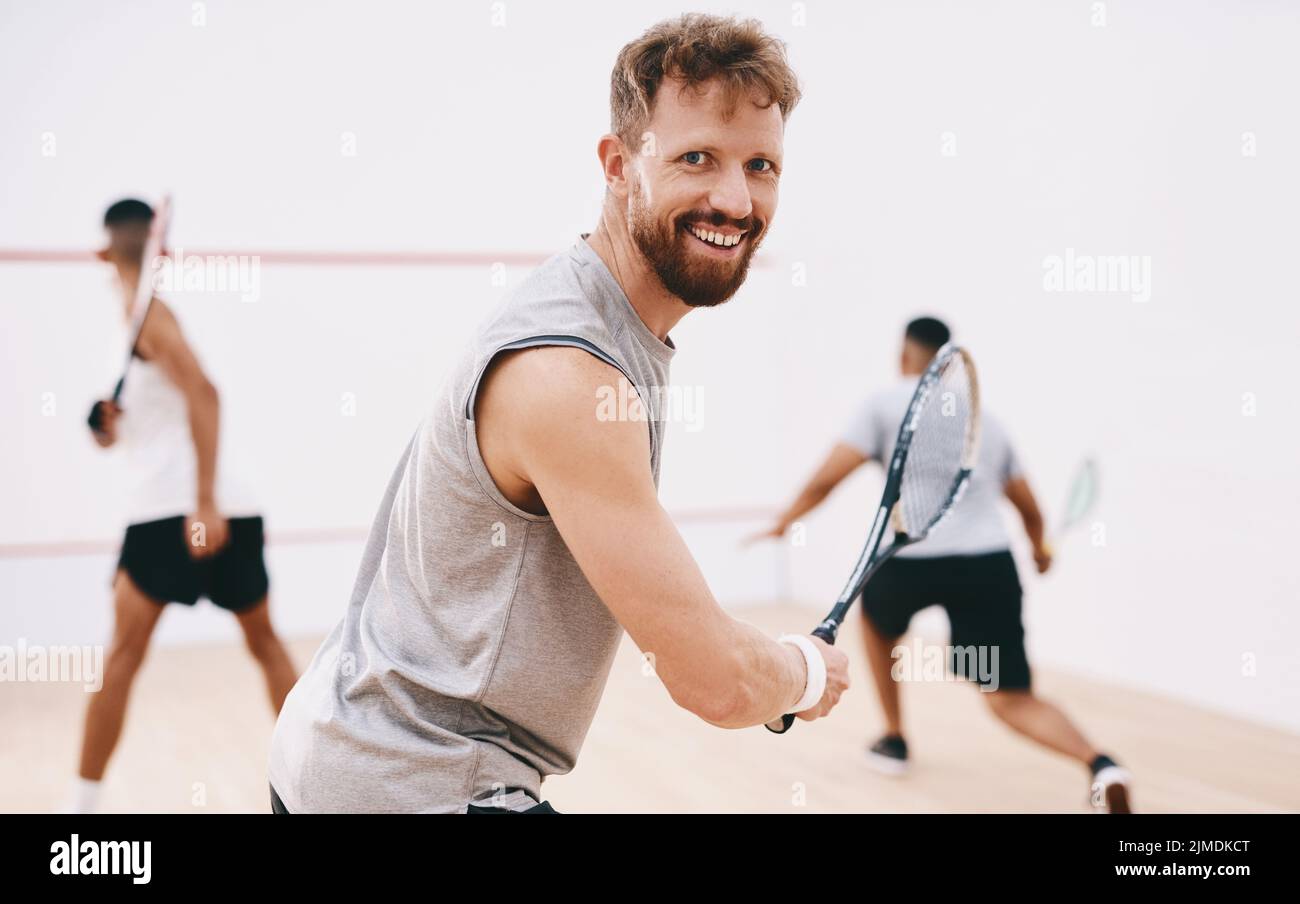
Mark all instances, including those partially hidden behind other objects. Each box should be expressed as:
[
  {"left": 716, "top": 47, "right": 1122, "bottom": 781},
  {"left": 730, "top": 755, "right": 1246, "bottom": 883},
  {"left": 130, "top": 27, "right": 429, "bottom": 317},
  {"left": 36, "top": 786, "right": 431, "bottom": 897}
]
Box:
[{"left": 1, "top": 0, "right": 1297, "bottom": 731}]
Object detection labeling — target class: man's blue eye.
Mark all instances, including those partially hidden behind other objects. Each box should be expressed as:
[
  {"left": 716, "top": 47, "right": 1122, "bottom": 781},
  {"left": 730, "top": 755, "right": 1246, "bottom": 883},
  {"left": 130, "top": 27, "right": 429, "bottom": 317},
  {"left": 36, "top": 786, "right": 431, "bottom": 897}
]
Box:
[
  {"left": 683, "top": 151, "right": 705, "bottom": 165},
  {"left": 749, "top": 159, "right": 773, "bottom": 173}
]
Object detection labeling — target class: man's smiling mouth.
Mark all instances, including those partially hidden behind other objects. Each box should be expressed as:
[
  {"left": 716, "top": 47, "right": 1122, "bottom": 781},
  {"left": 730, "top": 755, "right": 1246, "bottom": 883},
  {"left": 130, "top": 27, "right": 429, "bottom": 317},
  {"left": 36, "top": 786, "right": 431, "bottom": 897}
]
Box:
[{"left": 684, "top": 223, "right": 748, "bottom": 250}]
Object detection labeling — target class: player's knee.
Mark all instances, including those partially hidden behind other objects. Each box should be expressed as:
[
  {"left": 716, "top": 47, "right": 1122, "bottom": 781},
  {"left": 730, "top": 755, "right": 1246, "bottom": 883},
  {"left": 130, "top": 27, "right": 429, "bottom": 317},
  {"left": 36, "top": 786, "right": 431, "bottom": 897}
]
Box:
[
  {"left": 984, "top": 688, "right": 1026, "bottom": 717},
  {"left": 106, "top": 634, "right": 150, "bottom": 676},
  {"left": 106, "top": 612, "right": 158, "bottom": 673}
]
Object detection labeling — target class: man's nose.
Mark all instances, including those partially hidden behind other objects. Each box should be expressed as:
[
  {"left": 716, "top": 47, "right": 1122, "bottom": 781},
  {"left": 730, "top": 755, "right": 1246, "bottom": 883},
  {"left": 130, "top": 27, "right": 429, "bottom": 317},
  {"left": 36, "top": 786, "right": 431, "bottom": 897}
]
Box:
[{"left": 707, "top": 164, "right": 754, "bottom": 223}]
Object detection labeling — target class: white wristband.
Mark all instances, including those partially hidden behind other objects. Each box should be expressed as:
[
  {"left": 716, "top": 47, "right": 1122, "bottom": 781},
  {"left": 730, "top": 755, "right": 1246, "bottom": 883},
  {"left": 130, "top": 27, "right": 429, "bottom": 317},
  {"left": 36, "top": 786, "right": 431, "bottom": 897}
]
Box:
[{"left": 778, "top": 634, "right": 827, "bottom": 714}]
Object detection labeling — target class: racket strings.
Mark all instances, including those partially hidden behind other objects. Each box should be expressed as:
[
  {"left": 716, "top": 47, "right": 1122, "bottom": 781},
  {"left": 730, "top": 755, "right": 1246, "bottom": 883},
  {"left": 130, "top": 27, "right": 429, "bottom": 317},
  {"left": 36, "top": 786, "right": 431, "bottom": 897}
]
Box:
[{"left": 896, "top": 351, "right": 977, "bottom": 537}]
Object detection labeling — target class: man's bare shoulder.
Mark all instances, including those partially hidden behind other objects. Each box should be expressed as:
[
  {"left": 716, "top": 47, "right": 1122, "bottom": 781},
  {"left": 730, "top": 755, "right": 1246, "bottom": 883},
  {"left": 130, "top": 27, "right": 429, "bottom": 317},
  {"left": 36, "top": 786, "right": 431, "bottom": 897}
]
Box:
[
  {"left": 479, "top": 346, "right": 628, "bottom": 417},
  {"left": 476, "top": 345, "right": 650, "bottom": 482},
  {"left": 136, "top": 299, "right": 184, "bottom": 358}
]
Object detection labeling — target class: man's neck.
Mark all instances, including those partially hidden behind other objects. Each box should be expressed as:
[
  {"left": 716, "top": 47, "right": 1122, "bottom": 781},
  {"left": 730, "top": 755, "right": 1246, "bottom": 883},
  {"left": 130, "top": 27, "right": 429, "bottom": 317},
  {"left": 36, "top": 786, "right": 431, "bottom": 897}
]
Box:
[
  {"left": 585, "top": 218, "right": 690, "bottom": 343},
  {"left": 115, "top": 265, "right": 142, "bottom": 318}
]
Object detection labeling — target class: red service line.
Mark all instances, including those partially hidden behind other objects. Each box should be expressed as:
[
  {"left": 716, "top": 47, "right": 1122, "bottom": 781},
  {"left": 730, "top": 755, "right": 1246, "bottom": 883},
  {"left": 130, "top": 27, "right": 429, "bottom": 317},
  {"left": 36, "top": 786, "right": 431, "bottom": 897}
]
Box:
[
  {"left": 0, "top": 248, "right": 551, "bottom": 267},
  {"left": 0, "top": 506, "right": 777, "bottom": 560},
  {"left": 0, "top": 247, "right": 775, "bottom": 269}
]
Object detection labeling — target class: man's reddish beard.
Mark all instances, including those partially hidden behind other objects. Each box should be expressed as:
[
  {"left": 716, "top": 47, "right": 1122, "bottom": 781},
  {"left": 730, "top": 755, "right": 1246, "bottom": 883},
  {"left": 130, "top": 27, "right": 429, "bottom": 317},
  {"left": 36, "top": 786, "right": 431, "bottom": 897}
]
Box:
[{"left": 627, "top": 187, "right": 764, "bottom": 308}]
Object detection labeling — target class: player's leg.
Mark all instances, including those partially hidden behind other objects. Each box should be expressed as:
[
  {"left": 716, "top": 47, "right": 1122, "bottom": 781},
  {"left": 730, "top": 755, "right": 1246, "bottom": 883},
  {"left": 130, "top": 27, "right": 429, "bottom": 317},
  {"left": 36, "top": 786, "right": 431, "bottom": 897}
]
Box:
[
  {"left": 71, "top": 570, "right": 166, "bottom": 809},
  {"left": 859, "top": 558, "right": 925, "bottom": 774},
  {"left": 67, "top": 516, "right": 201, "bottom": 812},
  {"left": 943, "top": 551, "right": 1087, "bottom": 755},
  {"left": 861, "top": 613, "right": 903, "bottom": 737},
  {"left": 982, "top": 692, "right": 1132, "bottom": 812},
  {"left": 233, "top": 597, "right": 297, "bottom": 713},
  {"left": 947, "top": 551, "right": 1132, "bottom": 812},
  {"left": 982, "top": 690, "right": 1095, "bottom": 762},
  {"left": 209, "top": 516, "right": 296, "bottom": 712}
]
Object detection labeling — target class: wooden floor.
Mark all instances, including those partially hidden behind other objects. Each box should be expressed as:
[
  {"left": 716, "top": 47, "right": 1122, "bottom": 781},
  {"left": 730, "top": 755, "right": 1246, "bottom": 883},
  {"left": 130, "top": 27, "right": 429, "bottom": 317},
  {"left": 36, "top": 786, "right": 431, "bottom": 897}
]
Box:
[{"left": 4, "top": 604, "right": 1298, "bottom": 813}]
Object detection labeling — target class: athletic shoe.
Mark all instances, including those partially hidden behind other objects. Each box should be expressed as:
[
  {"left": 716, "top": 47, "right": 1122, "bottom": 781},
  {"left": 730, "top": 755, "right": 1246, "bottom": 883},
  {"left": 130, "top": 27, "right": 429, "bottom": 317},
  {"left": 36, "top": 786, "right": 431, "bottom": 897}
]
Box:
[
  {"left": 1089, "top": 754, "right": 1133, "bottom": 813},
  {"left": 866, "top": 734, "right": 909, "bottom": 776}
]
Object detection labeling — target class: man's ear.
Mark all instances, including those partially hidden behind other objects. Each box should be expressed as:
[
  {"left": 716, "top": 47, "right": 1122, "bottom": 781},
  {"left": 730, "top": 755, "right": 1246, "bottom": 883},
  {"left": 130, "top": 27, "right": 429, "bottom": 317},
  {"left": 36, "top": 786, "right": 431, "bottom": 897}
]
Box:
[{"left": 597, "top": 133, "right": 632, "bottom": 199}]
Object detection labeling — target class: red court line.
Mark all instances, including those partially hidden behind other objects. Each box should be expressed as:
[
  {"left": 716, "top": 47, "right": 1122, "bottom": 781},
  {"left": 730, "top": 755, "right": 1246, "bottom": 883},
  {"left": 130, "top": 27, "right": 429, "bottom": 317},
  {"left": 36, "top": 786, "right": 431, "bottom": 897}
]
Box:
[
  {"left": 0, "top": 249, "right": 552, "bottom": 267},
  {"left": 0, "top": 507, "right": 778, "bottom": 560},
  {"left": 0, "top": 247, "right": 775, "bottom": 269}
]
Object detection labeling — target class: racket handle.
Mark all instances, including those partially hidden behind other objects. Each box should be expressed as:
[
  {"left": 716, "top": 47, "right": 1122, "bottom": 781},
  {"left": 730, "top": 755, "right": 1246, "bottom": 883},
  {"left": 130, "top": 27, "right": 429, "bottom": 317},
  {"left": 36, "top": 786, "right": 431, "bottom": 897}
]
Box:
[
  {"left": 764, "top": 622, "right": 840, "bottom": 734},
  {"left": 765, "top": 713, "right": 796, "bottom": 734},
  {"left": 90, "top": 377, "right": 127, "bottom": 434},
  {"left": 87, "top": 401, "right": 107, "bottom": 433}
]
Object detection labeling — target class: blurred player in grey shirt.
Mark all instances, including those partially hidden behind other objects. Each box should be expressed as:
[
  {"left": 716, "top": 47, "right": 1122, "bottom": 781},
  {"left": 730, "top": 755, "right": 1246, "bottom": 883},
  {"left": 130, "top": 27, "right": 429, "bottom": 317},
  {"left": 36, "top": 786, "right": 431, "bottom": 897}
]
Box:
[{"left": 755, "top": 317, "right": 1132, "bottom": 812}]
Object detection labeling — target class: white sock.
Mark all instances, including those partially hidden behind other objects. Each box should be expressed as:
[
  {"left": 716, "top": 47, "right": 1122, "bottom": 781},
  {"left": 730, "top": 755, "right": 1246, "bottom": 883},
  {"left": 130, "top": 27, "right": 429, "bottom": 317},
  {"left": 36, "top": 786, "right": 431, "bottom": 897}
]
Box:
[{"left": 60, "top": 778, "right": 102, "bottom": 814}]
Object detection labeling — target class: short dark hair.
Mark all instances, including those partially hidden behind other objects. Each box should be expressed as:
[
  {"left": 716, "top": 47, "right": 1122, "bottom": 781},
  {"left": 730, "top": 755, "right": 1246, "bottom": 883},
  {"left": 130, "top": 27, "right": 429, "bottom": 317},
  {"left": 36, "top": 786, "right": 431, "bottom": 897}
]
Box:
[
  {"left": 103, "top": 198, "right": 153, "bottom": 228},
  {"left": 904, "top": 316, "right": 951, "bottom": 351}
]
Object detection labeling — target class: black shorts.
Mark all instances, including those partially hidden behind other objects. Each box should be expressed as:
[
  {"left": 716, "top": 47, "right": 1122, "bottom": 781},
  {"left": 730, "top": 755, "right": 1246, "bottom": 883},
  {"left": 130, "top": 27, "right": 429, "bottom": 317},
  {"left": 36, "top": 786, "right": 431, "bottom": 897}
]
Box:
[
  {"left": 860, "top": 550, "right": 1031, "bottom": 690},
  {"left": 117, "top": 515, "right": 269, "bottom": 612}
]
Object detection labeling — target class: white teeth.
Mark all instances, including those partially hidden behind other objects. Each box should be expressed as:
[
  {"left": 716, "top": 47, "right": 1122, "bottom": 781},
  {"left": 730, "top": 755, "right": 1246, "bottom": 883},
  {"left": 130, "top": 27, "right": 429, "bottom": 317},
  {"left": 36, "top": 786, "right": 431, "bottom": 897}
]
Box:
[{"left": 689, "top": 225, "right": 745, "bottom": 248}]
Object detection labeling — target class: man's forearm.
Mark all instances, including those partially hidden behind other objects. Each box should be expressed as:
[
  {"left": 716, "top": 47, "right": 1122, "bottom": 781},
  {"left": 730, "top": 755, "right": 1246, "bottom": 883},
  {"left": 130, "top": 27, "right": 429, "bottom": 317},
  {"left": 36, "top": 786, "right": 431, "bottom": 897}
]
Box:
[
  {"left": 775, "top": 482, "right": 831, "bottom": 533},
  {"left": 1022, "top": 512, "right": 1045, "bottom": 550},
  {"left": 188, "top": 387, "right": 220, "bottom": 505},
  {"left": 704, "top": 620, "right": 809, "bottom": 729}
]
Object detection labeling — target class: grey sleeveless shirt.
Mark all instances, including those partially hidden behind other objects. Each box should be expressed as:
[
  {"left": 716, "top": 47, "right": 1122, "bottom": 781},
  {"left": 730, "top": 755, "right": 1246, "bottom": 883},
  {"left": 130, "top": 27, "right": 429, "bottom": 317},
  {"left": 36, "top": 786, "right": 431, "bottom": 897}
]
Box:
[{"left": 268, "top": 237, "right": 675, "bottom": 812}]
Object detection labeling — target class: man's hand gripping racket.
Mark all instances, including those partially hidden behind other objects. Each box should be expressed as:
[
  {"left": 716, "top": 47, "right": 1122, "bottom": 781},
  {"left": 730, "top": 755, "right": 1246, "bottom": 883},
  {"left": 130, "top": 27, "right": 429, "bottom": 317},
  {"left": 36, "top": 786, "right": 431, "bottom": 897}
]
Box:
[{"left": 768, "top": 343, "right": 982, "bottom": 733}]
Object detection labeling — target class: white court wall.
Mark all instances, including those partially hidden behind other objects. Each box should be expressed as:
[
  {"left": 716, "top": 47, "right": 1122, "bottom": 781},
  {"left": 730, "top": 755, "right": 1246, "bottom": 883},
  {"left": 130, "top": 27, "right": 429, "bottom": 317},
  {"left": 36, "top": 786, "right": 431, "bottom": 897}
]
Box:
[{"left": 2, "top": 1, "right": 1297, "bottom": 731}]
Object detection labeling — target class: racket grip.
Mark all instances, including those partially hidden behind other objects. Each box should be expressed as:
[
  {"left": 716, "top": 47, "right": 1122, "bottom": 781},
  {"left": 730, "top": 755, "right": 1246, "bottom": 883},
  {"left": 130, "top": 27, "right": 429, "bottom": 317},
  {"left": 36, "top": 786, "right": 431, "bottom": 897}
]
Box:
[
  {"left": 765, "top": 713, "right": 796, "bottom": 734},
  {"left": 765, "top": 622, "right": 840, "bottom": 734},
  {"left": 90, "top": 377, "right": 127, "bottom": 434},
  {"left": 87, "top": 401, "right": 107, "bottom": 433}
]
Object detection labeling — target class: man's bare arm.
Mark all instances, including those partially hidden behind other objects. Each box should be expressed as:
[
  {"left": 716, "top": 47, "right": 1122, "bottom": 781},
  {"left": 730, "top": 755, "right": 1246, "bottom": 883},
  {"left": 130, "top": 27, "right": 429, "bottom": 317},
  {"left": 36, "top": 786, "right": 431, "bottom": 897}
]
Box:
[
  {"left": 1004, "top": 475, "right": 1051, "bottom": 573},
  {"left": 749, "top": 442, "right": 867, "bottom": 542},
  {"left": 137, "top": 302, "right": 227, "bottom": 555},
  {"left": 474, "top": 347, "right": 849, "bottom": 728}
]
